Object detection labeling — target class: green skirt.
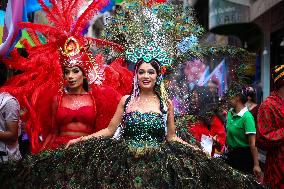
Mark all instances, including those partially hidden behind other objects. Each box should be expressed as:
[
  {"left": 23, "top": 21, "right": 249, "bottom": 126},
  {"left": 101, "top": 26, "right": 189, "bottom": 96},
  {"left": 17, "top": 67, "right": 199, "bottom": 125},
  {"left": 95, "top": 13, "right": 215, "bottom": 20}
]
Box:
[{"left": 0, "top": 138, "right": 262, "bottom": 189}]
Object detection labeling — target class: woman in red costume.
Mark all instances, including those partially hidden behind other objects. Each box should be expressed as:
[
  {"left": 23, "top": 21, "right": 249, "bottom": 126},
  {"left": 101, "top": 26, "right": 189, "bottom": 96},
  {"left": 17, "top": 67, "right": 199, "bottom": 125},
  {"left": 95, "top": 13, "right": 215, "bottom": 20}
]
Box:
[
  {"left": 0, "top": 0, "right": 132, "bottom": 153},
  {"left": 40, "top": 36, "right": 128, "bottom": 150}
]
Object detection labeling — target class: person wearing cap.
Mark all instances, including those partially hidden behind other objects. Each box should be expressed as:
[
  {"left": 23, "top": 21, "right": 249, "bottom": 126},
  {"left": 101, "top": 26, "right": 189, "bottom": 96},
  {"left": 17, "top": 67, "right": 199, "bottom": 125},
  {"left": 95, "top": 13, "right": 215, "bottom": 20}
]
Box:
[
  {"left": 257, "top": 65, "right": 284, "bottom": 188},
  {"left": 225, "top": 84, "right": 262, "bottom": 178}
]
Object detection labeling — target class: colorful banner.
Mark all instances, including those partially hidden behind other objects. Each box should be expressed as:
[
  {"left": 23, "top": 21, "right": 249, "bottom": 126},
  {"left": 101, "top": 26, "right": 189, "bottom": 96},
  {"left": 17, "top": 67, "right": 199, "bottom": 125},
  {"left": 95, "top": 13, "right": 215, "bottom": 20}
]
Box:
[
  {"left": 204, "top": 59, "right": 228, "bottom": 96},
  {"left": 0, "top": 10, "right": 5, "bottom": 44},
  {"left": 25, "top": 0, "right": 51, "bottom": 13},
  {"left": 0, "top": 0, "right": 25, "bottom": 57}
]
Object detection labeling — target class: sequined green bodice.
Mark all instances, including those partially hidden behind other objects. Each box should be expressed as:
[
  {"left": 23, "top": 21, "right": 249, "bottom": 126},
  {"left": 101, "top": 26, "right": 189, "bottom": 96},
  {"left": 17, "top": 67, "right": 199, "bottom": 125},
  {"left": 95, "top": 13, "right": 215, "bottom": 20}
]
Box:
[{"left": 122, "top": 111, "right": 166, "bottom": 143}]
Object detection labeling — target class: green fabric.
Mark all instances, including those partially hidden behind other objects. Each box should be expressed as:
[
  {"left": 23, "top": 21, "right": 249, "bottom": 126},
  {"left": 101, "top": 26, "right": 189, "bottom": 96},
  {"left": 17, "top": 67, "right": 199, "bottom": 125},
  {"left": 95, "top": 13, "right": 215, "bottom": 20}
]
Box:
[
  {"left": 115, "top": 0, "right": 124, "bottom": 4},
  {"left": 0, "top": 138, "right": 260, "bottom": 189},
  {"left": 226, "top": 109, "right": 256, "bottom": 148},
  {"left": 0, "top": 111, "right": 261, "bottom": 188}
]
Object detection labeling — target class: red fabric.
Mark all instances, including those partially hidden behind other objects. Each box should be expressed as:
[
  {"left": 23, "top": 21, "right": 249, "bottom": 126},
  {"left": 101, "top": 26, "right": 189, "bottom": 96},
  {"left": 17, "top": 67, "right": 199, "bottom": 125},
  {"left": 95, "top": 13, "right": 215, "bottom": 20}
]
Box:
[
  {"left": 103, "top": 57, "right": 133, "bottom": 96},
  {"left": 257, "top": 92, "right": 284, "bottom": 188},
  {"left": 40, "top": 87, "right": 121, "bottom": 151},
  {"left": 55, "top": 93, "right": 97, "bottom": 132},
  {"left": 189, "top": 115, "right": 226, "bottom": 156},
  {"left": 45, "top": 135, "right": 80, "bottom": 150},
  {"left": 56, "top": 106, "right": 96, "bottom": 133},
  {"left": 91, "top": 85, "right": 122, "bottom": 132},
  {"left": 146, "top": 0, "right": 167, "bottom": 7}
]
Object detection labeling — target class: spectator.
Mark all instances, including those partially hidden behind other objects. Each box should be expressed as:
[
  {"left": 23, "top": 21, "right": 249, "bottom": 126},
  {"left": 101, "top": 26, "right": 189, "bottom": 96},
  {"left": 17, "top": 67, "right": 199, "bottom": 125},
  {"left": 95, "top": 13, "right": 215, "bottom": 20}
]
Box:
[
  {"left": 245, "top": 86, "right": 266, "bottom": 170},
  {"left": 257, "top": 65, "right": 284, "bottom": 188},
  {"left": 188, "top": 86, "right": 226, "bottom": 157},
  {"left": 245, "top": 86, "right": 260, "bottom": 125},
  {"left": 225, "top": 84, "right": 262, "bottom": 178},
  {"left": 0, "top": 91, "right": 21, "bottom": 163},
  {"left": 208, "top": 80, "right": 220, "bottom": 103}
]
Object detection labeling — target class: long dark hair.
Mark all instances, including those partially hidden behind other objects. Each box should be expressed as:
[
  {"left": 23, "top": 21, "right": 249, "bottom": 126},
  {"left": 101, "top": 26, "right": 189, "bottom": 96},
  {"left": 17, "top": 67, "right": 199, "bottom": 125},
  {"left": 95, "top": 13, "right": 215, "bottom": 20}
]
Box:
[
  {"left": 227, "top": 83, "right": 248, "bottom": 105},
  {"left": 246, "top": 87, "right": 256, "bottom": 103},
  {"left": 131, "top": 59, "right": 166, "bottom": 113},
  {"left": 82, "top": 77, "right": 89, "bottom": 92}
]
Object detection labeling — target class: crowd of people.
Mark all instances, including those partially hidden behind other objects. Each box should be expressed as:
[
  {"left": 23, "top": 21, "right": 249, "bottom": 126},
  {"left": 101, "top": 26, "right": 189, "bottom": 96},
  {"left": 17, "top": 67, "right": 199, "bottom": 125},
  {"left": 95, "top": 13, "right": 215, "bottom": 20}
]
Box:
[
  {"left": 183, "top": 70, "right": 284, "bottom": 188},
  {"left": 0, "top": 0, "right": 283, "bottom": 188}
]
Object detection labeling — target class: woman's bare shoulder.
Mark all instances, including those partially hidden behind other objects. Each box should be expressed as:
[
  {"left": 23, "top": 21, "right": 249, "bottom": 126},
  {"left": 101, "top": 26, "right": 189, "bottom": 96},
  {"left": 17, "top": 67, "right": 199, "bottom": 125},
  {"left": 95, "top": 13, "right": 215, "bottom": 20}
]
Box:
[{"left": 120, "top": 95, "right": 130, "bottom": 105}]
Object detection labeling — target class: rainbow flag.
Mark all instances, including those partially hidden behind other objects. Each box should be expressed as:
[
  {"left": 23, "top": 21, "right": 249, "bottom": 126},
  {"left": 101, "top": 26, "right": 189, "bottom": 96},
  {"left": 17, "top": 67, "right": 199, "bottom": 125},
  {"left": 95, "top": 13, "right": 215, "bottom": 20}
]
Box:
[{"left": 0, "top": 0, "right": 51, "bottom": 56}]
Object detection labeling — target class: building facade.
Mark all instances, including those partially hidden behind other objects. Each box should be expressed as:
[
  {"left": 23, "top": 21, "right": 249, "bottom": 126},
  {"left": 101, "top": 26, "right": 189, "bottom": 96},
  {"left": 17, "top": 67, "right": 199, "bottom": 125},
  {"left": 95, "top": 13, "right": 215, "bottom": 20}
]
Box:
[{"left": 195, "top": 0, "right": 284, "bottom": 100}]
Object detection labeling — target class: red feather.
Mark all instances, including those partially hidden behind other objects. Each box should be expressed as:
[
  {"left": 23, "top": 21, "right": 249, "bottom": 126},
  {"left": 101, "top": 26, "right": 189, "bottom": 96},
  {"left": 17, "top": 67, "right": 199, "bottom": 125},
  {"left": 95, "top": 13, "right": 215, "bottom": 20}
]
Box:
[
  {"left": 72, "top": 0, "right": 109, "bottom": 36},
  {"left": 86, "top": 37, "right": 124, "bottom": 52}
]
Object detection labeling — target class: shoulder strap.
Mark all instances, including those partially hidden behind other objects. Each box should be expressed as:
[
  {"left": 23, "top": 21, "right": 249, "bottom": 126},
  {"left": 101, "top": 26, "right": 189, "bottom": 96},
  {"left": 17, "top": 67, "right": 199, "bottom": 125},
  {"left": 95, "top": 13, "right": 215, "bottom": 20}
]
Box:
[
  {"left": 157, "top": 96, "right": 168, "bottom": 135},
  {"left": 162, "top": 103, "right": 168, "bottom": 135},
  {"left": 123, "top": 96, "right": 131, "bottom": 112}
]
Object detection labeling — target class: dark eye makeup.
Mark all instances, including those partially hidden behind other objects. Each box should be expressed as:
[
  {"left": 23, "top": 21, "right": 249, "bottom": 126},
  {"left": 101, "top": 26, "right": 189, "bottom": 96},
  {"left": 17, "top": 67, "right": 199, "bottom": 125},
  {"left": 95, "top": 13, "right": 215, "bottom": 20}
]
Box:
[
  {"left": 64, "top": 67, "right": 80, "bottom": 75},
  {"left": 138, "top": 69, "right": 156, "bottom": 75},
  {"left": 72, "top": 68, "right": 80, "bottom": 73}
]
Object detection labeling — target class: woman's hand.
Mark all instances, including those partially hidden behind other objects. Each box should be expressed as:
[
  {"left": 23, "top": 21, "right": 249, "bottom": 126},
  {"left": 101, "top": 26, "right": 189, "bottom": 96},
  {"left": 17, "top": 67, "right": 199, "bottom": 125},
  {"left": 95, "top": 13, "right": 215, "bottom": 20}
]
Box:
[
  {"left": 187, "top": 142, "right": 203, "bottom": 152},
  {"left": 253, "top": 165, "right": 263, "bottom": 181},
  {"left": 169, "top": 135, "right": 204, "bottom": 153},
  {"left": 211, "top": 135, "right": 218, "bottom": 142},
  {"left": 65, "top": 136, "right": 84, "bottom": 148},
  {"left": 210, "top": 134, "right": 220, "bottom": 146}
]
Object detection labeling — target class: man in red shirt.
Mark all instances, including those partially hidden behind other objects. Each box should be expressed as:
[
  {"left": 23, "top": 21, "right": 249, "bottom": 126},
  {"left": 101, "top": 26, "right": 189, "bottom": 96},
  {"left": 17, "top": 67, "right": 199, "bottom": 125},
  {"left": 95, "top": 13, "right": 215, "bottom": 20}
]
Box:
[{"left": 257, "top": 65, "right": 284, "bottom": 188}]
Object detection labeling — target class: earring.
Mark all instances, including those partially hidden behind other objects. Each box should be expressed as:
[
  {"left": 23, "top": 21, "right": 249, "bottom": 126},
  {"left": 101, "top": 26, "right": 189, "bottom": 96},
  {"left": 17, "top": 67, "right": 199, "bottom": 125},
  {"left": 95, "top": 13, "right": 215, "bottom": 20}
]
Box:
[
  {"left": 156, "top": 75, "right": 163, "bottom": 85},
  {"left": 133, "top": 74, "right": 140, "bottom": 98}
]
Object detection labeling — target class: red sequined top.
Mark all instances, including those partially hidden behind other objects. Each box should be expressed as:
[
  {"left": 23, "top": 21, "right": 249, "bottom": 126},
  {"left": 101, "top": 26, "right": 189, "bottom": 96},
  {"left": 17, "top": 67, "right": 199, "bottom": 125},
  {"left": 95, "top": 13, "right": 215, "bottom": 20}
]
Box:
[{"left": 56, "top": 93, "right": 96, "bottom": 134}]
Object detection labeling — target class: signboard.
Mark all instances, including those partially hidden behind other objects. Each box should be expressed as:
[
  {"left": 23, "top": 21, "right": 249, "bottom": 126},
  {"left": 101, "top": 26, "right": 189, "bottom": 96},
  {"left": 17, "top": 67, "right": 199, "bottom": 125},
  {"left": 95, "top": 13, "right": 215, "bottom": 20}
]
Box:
[{"left": 209, "top": 0, "right": 250, "bottom": 30}]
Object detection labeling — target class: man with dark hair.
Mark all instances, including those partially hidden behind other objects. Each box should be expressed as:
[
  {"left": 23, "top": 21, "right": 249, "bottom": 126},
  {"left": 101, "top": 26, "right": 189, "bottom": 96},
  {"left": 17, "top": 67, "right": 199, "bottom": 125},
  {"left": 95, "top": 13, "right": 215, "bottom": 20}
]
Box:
[
  {"left": 0, "top": 63, "right": 21, "bottom": 163},
  {"left": 257, "top": 65, "right": 284, "bottom": 188}
]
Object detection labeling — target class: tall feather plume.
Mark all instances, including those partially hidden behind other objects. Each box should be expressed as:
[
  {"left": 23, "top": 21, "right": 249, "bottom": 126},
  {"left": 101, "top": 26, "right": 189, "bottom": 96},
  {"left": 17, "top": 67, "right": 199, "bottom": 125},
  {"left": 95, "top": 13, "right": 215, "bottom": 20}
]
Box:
[
  {"left": 48, "top": 0, "right": 67, "bottom": 30},
  {"left": 86, "top": 37, "right": 124, "bottom": 52},
  {"left": 72, "top": 0, "right": 109, "bottom": 36},
  {"left": 19, "top": 23, "right": 63, "bottom": 36},
  {"left": 66, "top": 0, "right": 82, "bottom": 21},
  {"left": 38, "top": 0, "right": 63, "bottom": 28},
  {"left": 38, "top": 0, "right": 69, "bottom": 33},
  {"left": 63, "top": 0, "right": 86, "bottom": 32}
]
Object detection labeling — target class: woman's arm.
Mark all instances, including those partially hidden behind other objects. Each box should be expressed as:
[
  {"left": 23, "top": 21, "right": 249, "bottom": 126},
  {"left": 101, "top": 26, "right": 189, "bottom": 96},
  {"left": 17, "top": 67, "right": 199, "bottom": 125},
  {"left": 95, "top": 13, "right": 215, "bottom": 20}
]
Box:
[
  {"left": 0, "top": 98, "right": 19, "bottom": 144},
  {"left": 66, "top": 95, "right": 128, "bottom": 147},
  {"left": 165, "top": 100, "right": 176, "bottom": 142},
  {"left": 248, "top": 134, "right": 262, "bottom": 177}
]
